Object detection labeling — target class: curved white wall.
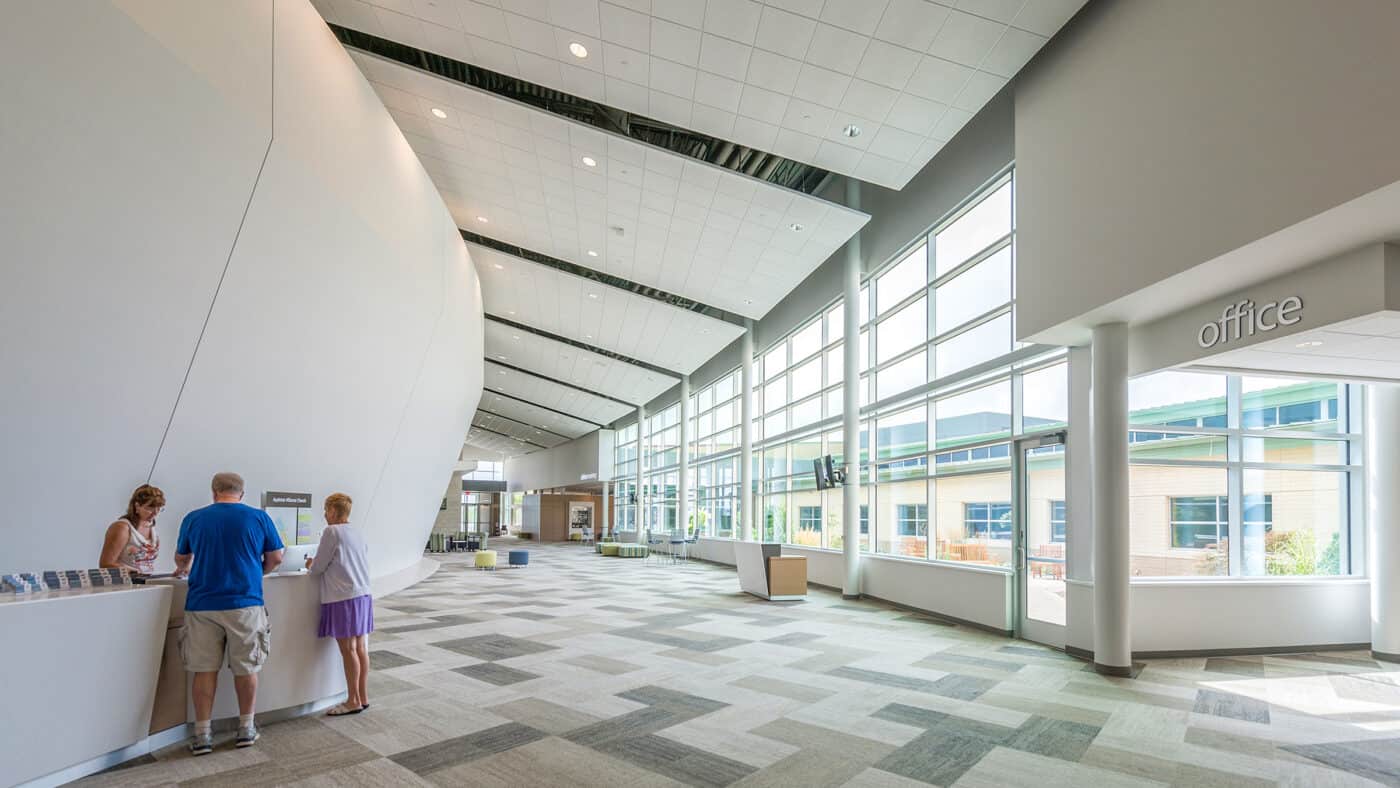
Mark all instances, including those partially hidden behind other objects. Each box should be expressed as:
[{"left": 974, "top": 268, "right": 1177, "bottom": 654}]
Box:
[{"left": 0, "top": 0, "right": 482, "bottom": 579}]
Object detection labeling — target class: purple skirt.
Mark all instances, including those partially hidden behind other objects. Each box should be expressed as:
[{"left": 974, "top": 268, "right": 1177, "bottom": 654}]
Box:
[{"left": 318, "top": 594, "right": 374, "bottom": 638}]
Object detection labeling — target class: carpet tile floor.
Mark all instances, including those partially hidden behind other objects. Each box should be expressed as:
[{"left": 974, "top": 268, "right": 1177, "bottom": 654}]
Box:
[{"left": 74, "top": 538, "right": 1400, "bottom": 786}]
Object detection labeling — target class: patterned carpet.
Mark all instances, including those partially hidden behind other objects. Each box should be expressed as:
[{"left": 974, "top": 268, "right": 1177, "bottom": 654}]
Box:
[{"left": 76, "top": 538, "right": 1400, "bottom": 787}]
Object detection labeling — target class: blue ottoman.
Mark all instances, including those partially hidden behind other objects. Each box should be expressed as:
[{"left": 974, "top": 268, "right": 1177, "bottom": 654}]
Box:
[{"left": 508, "top": 550, "right": 530, "bottom": 567}]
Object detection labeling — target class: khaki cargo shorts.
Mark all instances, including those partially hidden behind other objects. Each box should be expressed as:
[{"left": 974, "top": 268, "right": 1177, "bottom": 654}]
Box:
[{"left": 180, "top": 606, "right": 271, "bottom": 676}]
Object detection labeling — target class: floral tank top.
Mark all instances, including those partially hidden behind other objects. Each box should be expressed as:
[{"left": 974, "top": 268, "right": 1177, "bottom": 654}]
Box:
[{"left": 118, "top": 518, "right": 160, "bottom": 575}]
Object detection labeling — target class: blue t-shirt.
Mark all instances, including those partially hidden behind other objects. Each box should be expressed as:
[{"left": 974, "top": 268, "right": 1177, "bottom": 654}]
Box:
[{"left": 176, "top": 502, "right": 285, "bottom": 611}]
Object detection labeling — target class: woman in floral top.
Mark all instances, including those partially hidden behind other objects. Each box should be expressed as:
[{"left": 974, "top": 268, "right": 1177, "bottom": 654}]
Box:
[{"left": 99, "top": 484, "right": 165, "bottom": 575}]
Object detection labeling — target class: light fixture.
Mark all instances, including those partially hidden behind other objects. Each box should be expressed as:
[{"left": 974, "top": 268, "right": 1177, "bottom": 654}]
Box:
[
  {"left": 507, "top": 310, "right": 515, "bottom": 315},
  {"left": 584, "top": 334, "right": 593, "bottom": 339},
  {"left": 569, "top": 41, "right": 588, "bottom": 58},
  {"left": 744, "top": 298, "right": 753, "bottom": 305},
  {"left": 588, "top": 292, "right": 599, "bottom": 299},
  {"left": 512, "top": 335, "right": 520, "bottom": 340},
  {"left": 496, "top": 354, "right": 506, "bottom": 360},
  {"left": 431, "top": 107, "right": 448, "bottom": 119},
  {"left": 498, "top": 370, "right": 506, "bottom": 375},
  {"left": 587, "top": 250, "right": 598, "bottom": 257},
  {"left": 476, "top": 215, "right": 489, "bottom": 223},
  {"left": 701, "top": 328, "right": 710, "bottom": 334},
  {"left": 842, "top": 124, "right": 861, "bottom": 138},
  {"left": 581, "top": 156, "right": 597, "bottom": 167},
  {"left": 493, "top": 263, "right": 504, "bottom": 270},
  {"left": 1296, "top": 340, "right": 1324, "bottom": 348},
  {"left": 789, "top": 223, "right": 804, "bottom": 232}
]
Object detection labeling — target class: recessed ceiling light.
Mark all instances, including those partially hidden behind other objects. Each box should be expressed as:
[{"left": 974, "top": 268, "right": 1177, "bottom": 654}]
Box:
[
  {"left": 507, "top": 310, "right": 515, "bottom": 315},
  {"left": 587, "top": 250, "right": 598, "bottom": 257},
  {"left": 512, "top": 335, "right": 520, "bottom": 340},
  {"left": 588, "top": 292, "right": 599, "bottom": 299},
  {"left": 569, "top": 41, "right": 588, "bottom": 58},
  {"left": 789, "top": 223, "right": 804, "bottom": 232},
  {"left": 581, "top": 156, "right": 597, "bottom": 167},
  {"left": 476, "top": 216, "right": 489, "bottom": 223},
  {"left": 430, "top": 107, "right": 448, "bottom": 119},
  {"left": 493, "top": 263, "right": 504, "bottom": 270},
  {"left": 701, "top": 328, "right": 710, "bottom": 334},
  {"left": 842, "top": 124, "right": 861, "bottom": 138},
  {"left": 744, "top": 298, "right": 753, "bottom": 305},
  {"left": 498, "top": 370, "right": 506, "bottom": 375},
  {"left": 1296, "top": 340, "right": 1324, "bottom": 348},
  {"left": 496, "top": 354, "right": 506, "bottom": 360},
  {"left": 584, "top": 334, "right": 593, "bottom": 339}
]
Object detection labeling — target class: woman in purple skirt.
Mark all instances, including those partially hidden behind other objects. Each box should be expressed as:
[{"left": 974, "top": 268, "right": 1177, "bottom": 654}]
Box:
[{"left": 306, "top": 492, "right": 373, "bottom": 716}]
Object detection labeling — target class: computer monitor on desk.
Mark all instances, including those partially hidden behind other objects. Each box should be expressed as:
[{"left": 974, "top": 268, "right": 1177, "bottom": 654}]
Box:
[{"left": 278, "top": 543, "right": 317, "bottom": 573}]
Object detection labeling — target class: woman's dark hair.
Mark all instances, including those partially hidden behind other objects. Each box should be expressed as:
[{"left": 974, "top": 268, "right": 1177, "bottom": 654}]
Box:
[{"left": 124, "top": 484, "right": 166, "bottom": 525}]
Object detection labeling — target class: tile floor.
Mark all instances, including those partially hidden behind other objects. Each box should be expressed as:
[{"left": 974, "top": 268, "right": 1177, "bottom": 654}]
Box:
[{"left": 75, "top": 538, "right": 1400, "bottom": 786}]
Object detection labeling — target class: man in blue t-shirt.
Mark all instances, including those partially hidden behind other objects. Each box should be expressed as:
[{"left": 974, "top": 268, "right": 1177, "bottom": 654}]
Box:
[{"left": 174, "top": 471, "right": 284, "bottom": 755}]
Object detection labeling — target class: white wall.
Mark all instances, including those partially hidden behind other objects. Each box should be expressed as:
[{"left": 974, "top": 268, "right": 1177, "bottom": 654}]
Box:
[
  {"left": 506, "top": 430, "right": 614, "bottom": 492},
  {"left": 0, "top": 0, "right": 482, "bottom": 579},
  {"left": 1015, "top": 0, "right": 1400, "bottom": 343},
  {"left": 1066, "top": 580, "right": 1371, "bottom": 655}
]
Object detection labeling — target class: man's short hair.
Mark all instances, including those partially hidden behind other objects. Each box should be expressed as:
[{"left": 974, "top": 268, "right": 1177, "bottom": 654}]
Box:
[
  {"left": 325, "top": 493, "right": 353, "bottom": 521},
  {"left": 211, "top": 472, "right": 245, "bottom": 496}
]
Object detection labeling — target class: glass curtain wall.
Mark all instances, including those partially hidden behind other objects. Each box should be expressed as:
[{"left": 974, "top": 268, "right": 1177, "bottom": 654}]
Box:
[
  {"left": 611, "top": 423, "right": 638, "bottom": 533},
  {"left": 1127, "top": 371, "right": 1358, "bottom": 577}
]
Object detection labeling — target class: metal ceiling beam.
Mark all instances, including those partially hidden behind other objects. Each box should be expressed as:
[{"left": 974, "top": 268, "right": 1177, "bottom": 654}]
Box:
[
  {"left": 487, "top": 359, "right": 638, "bottom": 408},
  {"left": 463, "top": 230, "right": 744, "bottom": 328},
  {"left": 467, "top": 421, "right": 552, "bottom": 450},
  {"left": 486, "top": 314, "right": 683, "bottom": 380},
  {"left": 474, "top": 408, "right": 576, "bottom": 442},
  {"left": 480, "top": 387, "right": 605, "bottom": 429}
]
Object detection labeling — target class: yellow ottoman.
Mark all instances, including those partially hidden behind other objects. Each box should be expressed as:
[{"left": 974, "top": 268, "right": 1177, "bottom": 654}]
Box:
[
  {"left": 601, "top": 543, "right": 620, "bottom": 556},
  {"left": 474, "top": 550, "right": 497, "bottom": 570}
]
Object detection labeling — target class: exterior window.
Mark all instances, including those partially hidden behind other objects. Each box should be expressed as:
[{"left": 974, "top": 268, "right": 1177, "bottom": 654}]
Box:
[
  {"left": 964, "top": 502, "right": 1011, "bottom": 540},
  {"left": 1050, "top": 500, "right": 1066, "bottom": 542},
  {"left": 1169, "top": 495, "right": 1273, "bottom": 550},
  {"left": 1170, "top": 496, "right": 1228, "bottom": 549},
  {"left": 896, "top": 504, "right": 927, "bottom": 536},
  {"left": 798, "top": 506, "right": 822, "bottom": 532}
]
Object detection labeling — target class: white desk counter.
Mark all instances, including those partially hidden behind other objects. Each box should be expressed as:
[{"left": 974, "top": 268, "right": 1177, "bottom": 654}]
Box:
[
  {"left": 147, "top": 571, "right": 345, "bottom": 727},
  {"left": 0, "top": 584, "right": 172, "bottom": 788}
]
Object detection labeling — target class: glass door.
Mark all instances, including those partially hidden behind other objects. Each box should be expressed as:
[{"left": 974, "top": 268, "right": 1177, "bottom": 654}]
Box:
[{"left": 1014, "top": 433, "right": 1067, "bottom": 647}]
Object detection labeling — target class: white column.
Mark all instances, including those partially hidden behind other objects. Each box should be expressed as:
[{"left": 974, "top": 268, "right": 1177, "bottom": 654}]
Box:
[
  {"left": 679, "top": 374, "right": 691, "bottom": 537},
  {"left": 842, "top": 177, "right": 862, "bottom": 598},
  {"left": 602, "top": 478, "right": 611, "bottom": 538},
  {"left": 740, "top": 318, "right": 755, "bottom": 541},
  {"left": 1091, "top": 323, "right": 1131, "bottom": 675},
  {"left": 637, "top": 403, "right": 647, "bottom": 541},
  {"left": 1368, "top": 384, "right": 1400, "bottom": 661}
]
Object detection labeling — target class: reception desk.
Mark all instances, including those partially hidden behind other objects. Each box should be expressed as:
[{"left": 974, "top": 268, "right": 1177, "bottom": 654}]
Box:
[
  {"left": 734, "top": 542, "right": 806, "bottom": 601},
  {"left": 0, "top": 584, "right": 172, "bottom": 788}
]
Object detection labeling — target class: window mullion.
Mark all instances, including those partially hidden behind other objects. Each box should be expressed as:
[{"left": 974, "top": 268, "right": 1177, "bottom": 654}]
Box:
[{"left": 1226, "top": 376, "right": 1243, "bottom": 576}]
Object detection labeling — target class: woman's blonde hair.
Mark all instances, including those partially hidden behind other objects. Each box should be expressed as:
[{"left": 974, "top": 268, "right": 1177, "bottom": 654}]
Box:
[
  {"left": 325, "top": 492, "right": 353, "bottom": 522},
  {"left": 124, "top": 484, "right": 165, "bottom": 525}
]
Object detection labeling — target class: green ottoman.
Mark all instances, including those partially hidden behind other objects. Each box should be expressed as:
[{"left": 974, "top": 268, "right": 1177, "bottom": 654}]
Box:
[
  {"left": 617, "top": 544, "right": 648, "bottom": 558},
  {"left": 601, "top": 543, "right": 620, "bottom": 556}
]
